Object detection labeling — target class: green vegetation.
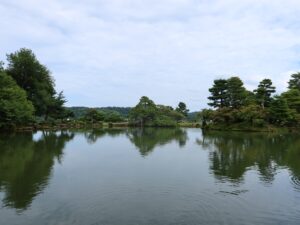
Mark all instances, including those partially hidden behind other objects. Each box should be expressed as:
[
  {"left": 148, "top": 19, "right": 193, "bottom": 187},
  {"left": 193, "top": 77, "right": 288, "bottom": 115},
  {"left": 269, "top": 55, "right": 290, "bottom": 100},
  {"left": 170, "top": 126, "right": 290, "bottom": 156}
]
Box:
[
  {"left": 201, "top": 73, "right": 300, "bottom": 130},
  {"left": 0, "top": 48, "right": 69, "bottom": 129},
  {"left": 82, "top": 108, "right": 124, "bottom": 123},
  {"left": 6, "top": 49, "right": 66, "bottom": 119},
  {"left": 0, "top": 71, "right": 34, "bottom": 129},
  {"left": 68, "top": 106, "right": 131, "bottom": 118},
  {"left": 176, "top": 102, "right": 189, "bottom": 117},
  {"left": 3, "top": 47, "right": 300, "bottom": 131},
  {"left": 0, "top": 48, "right": 128, "bottom": 130},
  {"left": 129, "top": 96, "right": 187, "bottom": 127}
]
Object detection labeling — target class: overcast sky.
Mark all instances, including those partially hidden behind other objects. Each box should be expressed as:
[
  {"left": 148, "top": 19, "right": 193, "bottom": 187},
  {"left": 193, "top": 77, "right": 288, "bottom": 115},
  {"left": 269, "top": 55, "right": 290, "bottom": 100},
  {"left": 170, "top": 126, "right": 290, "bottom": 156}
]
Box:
[{"left": 1, "top": 0, "right": 300, "bottom": 110}]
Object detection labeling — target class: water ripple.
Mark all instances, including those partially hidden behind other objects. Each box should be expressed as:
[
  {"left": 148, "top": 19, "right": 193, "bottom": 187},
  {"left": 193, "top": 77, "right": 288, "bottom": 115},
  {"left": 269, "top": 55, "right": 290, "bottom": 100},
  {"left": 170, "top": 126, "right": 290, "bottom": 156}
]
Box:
[{"left": 290, "top": 175, "right": 300, "bottom": 192}]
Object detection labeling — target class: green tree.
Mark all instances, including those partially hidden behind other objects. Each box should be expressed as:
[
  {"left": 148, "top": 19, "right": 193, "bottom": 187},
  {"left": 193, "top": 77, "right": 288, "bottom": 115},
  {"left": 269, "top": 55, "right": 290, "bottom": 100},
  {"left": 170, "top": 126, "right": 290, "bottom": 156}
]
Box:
[
  {"left": 45, "top": 91, "right": 67, "bottom": 120},
  {"left": 129, "top": 96, "right": 157, "bottom": 127},
  {"left": 104, "top": 111, "right": 124, "bottom": 122},
  {"left": 281, "top": 89, "right": 300, "bottom": 113},
  {"left": 199, "top": 109, "right": 214, "bottom": 127},
  {"left": 0, "top": 61, "right": 4, "bottom": 71},
  {"left": 244, "top": 90, "right": 257, "bottom": 106},
  {"left": 269, "top": 96, "right": 294, "bottom": 125},
  {"left": 254, "top": 79, "right": 276, "bottom": 108},
  {"left": 155, "top": 105, "right": 182, "bottom": 126},
  {"left": 0, "top": 71, "right": 34, "bottom": 128},
  {"left": 288, "top": 72, "right": 300, "bottom": 90},
  {"left": 237, "top": 105, "right": 266, "bottom": 126},
  {"left": 84, "top": 109, "right": 105, "bottom": 123},
  {"left": 176, "top": 102, "right": 189, "bottom": 117},
  {"left": 227, "top": 77, "right": 247, "bottom": 109},
  {"left": 129, "top": 97, "right": 183, "bottom": 127},
  {"left": 208, "top": 79, "right": 228, "bottom": 108},
  {"left": 6, "top": 48, "right": 59, "bottom": 117}
]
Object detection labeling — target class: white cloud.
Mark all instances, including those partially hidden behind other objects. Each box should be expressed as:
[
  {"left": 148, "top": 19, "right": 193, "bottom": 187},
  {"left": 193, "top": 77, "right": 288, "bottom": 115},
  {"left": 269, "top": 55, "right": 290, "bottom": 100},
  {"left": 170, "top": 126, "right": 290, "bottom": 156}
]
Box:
[{"left": 1, "top": 0, "right": 300, "bottom": 110}]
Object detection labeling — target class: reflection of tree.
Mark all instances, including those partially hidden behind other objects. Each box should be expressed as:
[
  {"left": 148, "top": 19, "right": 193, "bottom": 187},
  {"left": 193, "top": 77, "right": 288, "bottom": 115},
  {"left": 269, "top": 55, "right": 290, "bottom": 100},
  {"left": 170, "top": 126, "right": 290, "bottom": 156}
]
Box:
[
  {"left": 0, "top": 131, "right": 74, "bottom": 211},
  {"left": 197, "top": 131, "right": 300, "bottom": 185},
  {"left": 83, "top": 129, "right": 126, "bottom": 144},
  {"left": 127, "top": 128, "right": 188, "bottom": 156}
]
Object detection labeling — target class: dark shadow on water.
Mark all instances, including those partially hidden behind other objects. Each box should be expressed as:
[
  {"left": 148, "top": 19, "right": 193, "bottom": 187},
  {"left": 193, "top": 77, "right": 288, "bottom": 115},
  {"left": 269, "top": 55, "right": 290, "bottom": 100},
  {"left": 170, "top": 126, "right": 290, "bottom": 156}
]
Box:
[
  {"left": 82, "top": 128, "right": 188, "bottom": 156},
  {"left": 83, "top": 128, "right": 125, "bottom": 144},
  {"left": 126, "top": 128, "right": 188, "bottom": 156},
  {"left": 0, "top": 131, "right": 74, "bottom": 211},
  {"left": 197, "top": 130, "right": 300, "bottom": 188}
]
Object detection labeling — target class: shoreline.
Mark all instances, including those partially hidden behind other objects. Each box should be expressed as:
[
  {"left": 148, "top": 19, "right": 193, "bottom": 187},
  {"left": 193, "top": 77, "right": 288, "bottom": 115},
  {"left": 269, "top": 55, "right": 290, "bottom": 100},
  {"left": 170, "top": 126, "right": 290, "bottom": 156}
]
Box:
[{"left": 1, "top": 122, "right": 299, "bottom": 133}]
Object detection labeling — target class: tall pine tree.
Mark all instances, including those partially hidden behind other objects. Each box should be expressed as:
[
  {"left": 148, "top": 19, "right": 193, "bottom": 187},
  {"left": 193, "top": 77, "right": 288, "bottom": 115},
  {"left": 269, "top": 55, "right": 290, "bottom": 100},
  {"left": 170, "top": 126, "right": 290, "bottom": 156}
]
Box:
[
  {"left": 227, "top": 77, "right": 247, "bottom": 109},
  {"left": 254, "top": 79, "right": 276, "bottom": 108},
  {"left": 288, "top": 72, "right": 300, "bottom": 90},
  {"left": 208, "top": 79, "right": 228, "bottom": 108}
]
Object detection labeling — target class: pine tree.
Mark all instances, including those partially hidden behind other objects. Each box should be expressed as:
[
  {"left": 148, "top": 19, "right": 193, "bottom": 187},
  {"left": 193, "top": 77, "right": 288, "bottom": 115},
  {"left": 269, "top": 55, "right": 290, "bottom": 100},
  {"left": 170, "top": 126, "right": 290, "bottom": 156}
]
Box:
[
  {"left": 227, "top": 77, "right": 247, "bottom": 109},
  {"left": 176, "top": 102, "right": 189, "bottom": 117},
  {"left": 288, "top": 72, "right": 300, "bottom": 90},
  {"left": 208, "top": 79, "right": 228, "bottom": 108},
  {"left": 254, "top": 79, "right": 276, "bottom": 108},
  {"left": 269, "top": 96, "right": 294, "bottom": 125},
  {"left": 282, "top": 89, "right": 300, "bottom": 113}
]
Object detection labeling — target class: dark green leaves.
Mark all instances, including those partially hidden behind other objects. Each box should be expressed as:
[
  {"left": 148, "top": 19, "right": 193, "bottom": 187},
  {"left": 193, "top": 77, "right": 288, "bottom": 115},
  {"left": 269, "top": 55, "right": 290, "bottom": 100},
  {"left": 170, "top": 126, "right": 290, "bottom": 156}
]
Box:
[
  {"left": 6, "top": 48, "right": 59, "bottom": 117},
  {"left": 0, "top": 72, "right": 34, "bottom": 128}
]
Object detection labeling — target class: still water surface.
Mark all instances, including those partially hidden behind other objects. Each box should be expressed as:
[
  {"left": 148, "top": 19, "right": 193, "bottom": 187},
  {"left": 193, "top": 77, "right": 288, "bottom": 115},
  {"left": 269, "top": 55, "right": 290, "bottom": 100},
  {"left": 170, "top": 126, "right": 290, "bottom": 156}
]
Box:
[{"left": 0, "top": 128, "right": 300, "bottom": 225}]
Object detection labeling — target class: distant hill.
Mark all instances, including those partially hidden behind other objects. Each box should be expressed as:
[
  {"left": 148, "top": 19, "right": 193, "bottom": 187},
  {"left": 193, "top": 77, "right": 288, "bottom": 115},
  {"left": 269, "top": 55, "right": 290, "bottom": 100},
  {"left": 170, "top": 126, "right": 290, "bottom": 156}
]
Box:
[
  {"left": 67, "top": 107, "right": 132, "bottom": 118},
  {"left": 187, "top": 111, "right": 200, "bottom": 121}
]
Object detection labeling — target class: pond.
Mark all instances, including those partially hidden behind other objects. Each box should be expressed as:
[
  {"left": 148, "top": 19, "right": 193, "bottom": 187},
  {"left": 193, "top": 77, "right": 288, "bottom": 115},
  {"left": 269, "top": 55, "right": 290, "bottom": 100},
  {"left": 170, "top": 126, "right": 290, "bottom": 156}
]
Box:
[{"left": 0, "top": 128, "right": 300, "bottom": 225}]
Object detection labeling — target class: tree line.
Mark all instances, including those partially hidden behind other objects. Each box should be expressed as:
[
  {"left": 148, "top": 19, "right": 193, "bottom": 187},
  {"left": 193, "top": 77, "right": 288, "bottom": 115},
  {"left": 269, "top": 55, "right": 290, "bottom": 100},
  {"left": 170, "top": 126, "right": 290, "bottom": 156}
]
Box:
[
  {"left": 201, "top": 74, "right": 300, "bottom": 128},
  {"left": 2, "top": 48, "right": 300, "bottom": 130},
  {"left": 0, "top": 48, "right": 71, "bottom": 129},
  {"left": 129, "top": 96, "right": 189, "bottom": 127},
  {"left": 0, "top": 48, "right": 131, "bottom": 129}
]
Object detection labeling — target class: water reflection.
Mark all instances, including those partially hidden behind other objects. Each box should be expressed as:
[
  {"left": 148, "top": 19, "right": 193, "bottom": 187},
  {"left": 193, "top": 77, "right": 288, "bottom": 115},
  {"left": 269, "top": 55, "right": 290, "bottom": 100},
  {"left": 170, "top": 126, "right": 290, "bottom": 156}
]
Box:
[
  {"left": 82, "top": 128, "right": 188, "bottom": 156},
  {"left": 126, "top": 128, "right": 188, "bottom": 156},
  {"left": 83, "top": 129, "right": 125, "bottom": 144},
  {"left": 1, "top": 128, "right": 300, "bottom": 215},
  {"left": 198, "top": 131, "right": 300, "bottom": 188},
  {"left": 0, "top": 131, "right": 74, "bottom": 211}
]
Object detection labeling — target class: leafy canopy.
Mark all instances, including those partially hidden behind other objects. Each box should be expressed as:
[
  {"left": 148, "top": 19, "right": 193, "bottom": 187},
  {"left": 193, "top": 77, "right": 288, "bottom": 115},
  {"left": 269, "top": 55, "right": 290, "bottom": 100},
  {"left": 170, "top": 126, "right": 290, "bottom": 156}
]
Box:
[
  {"left": 6, "top": 48, "right": 62, "bottom": 118},
  {"left": 254, "top": 79, "right": 276, "bottom": 108},
  {"left": 0, "top": 71, "right": 34, "bottom": 128}
]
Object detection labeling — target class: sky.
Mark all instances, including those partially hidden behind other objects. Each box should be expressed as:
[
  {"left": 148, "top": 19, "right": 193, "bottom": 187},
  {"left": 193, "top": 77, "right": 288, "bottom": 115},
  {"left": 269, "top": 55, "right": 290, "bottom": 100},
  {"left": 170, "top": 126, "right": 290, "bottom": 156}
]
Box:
[{"left": 1, "top": 0, "right": 300, "bottom": 111}]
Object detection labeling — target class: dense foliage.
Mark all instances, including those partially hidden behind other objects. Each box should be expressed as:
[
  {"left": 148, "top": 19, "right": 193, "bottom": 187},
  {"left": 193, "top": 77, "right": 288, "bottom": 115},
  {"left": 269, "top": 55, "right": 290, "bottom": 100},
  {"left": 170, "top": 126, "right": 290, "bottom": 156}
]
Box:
[
  {"left": 3, "top": 48, "right": 300, "bottom": 130},
  {"left": 0, "top": 48, "right": 69, "bottom": 128},
  {"left": 83, "top": 108, "right": 124, "bottom": 123},
  {"left": 68, "top": 106, "right": 131, "bottom": 119},
  {"left": 6, "top": 49, "right": 66, "bottom": 118},
  {"left": 0, "top": 71, "right": 34, "bottom": 128},
  {"left": 202, "top": 74, "right": 300, "bottom": 128},
  {"left": 129, "top": 96, "right": 186, "bottom": 127}
]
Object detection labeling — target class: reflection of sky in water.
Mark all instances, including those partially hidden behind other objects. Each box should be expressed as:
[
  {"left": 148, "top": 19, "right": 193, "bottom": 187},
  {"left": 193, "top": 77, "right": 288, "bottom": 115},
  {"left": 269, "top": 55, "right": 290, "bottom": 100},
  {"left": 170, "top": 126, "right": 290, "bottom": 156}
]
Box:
[{"left": 32, "top": 131, "right": 43, "bottom": 142}]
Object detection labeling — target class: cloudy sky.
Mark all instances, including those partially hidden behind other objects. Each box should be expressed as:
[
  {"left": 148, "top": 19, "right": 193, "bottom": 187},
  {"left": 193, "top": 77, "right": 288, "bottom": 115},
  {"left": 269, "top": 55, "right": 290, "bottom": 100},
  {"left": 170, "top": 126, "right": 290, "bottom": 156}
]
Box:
[{"left": 1, "top": 0, "right": 300, "bottom": 110}]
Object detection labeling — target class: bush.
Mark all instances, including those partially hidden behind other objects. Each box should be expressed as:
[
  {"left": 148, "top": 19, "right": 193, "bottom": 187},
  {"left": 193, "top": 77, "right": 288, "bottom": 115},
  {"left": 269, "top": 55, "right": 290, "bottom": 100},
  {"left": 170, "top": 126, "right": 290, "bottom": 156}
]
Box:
[{"left": 252, "top": 119, "right": 265, "bottom": 127}]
